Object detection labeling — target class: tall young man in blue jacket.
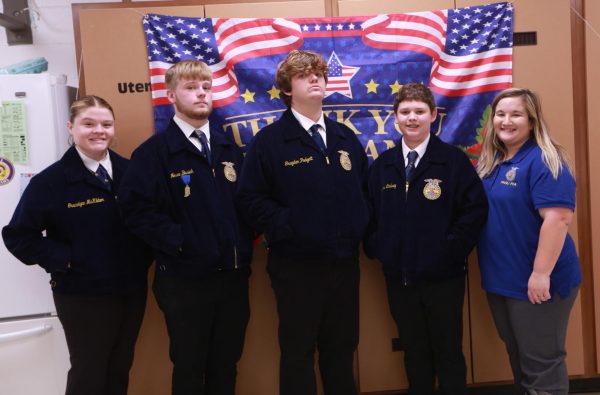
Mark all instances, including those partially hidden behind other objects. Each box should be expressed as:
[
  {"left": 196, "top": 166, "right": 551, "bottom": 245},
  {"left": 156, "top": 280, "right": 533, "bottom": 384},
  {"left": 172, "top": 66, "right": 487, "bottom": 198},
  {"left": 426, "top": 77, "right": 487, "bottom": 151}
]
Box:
[
  {"left": 118, "top": 60, "right": 253, "bottom": 395},
  {"left": 237, "top": 50, "right": 369, "bottom": 395},
  {"left": 367, "top": 83, "right": 488, "bottom": 395}
]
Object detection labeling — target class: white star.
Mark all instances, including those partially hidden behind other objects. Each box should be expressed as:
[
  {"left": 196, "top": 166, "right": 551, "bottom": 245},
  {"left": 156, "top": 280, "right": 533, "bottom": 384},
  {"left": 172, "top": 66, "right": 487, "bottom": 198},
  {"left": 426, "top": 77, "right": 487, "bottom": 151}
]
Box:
[
  {"left": 181, "top": 39, "right": 189, "bottom": 45},
  {"left": 470, "top": 38, "right": 479, "bottom": 44},
  {"left": 170, "top": 43, "right": 179, "bottom": 48},
  {"left": 496, "top": 4, "right": 504, "bottom": 9},
  {"left": 145, "top": 28, "right": 153, "bottom": 34},
  {"left": 451, "top": 38, "right": 458, "bottom": 44},
  {"left": 485, "top": 11, "right": 493, "bottom": 17},
  {"left": 183, "top": 50, "right": 192, "bottom": 55},
  {"left": 191, "top": 34, "right": 199, "bottom": 39},
  {"left": 206, "top": 47, "right": 213, "bottom": 53},
  {"left": 472, "top": 28, "right": 480, "bottom": 34},
  {"left": 149, "top": 39, "right": 157, "bottom": 45},
  {"left": 489, "top": 43, "right": 497, "bottom": 48},
  {"left": 450, "top": 49, "right": 457, "bottom": 54},
  {"left": 143, "top": 19, "right": 149, "bottom": 24},
  {"left": 502, "top": 26, "right": 510, "bottom": 31},
  {"left": 201, "top": 28, "right": 208, "bottom": 33},
  {"left": 452, "top": 28, "right": 459, "bottom": 34},
  {"left": 199, "top": 18, "right": 206, "bottom": 23},
  {"left": 326, "top": 24, "right": 332, "bottom": 30},
  {"left": 166, "top": 56, "right": 173, "bottom": 62},
  {"left": 302, "top": 25, "right": 309, "bottom": 31},
  {"left": 337, "top": 24, "right": 344, "bottom": 30},
  {"left": 193, "top": 44, "right": 201, "bottom": 49},
  {"left": 504, "top": 16, "right": 512, "bottom": 22},
  {"left": 484, "top": 22, "right": 492, "bottom": 27},
  {"left": 152, "top": 49, "right": 160, "bottom": 54},
  {"left": 349, "top": 23, "right": 355, "bottom": 29},
  {"left": 174, "top": 52, "right": 181, "bottom": 58},
  {"left": 460, "top": 44, "right": 467, "bottom": 50},
  {"left": 314, "top": 24, "right": 321, "bottom": 31},
  {"left": 155, "top": 26, "right": 163, "bottom": 32},
  {"left": 175, "top": 18, "right": 184, "bottom": 24},
  {"left": 152, "top": 15, "right": 160, "bottom": 21},
  {"left": 463, "top": 14, "right": 471, "bottom": 19},
  {"left": 500, "top": 36, "right": 508, "bottom": 41},
  {"left": 462, "top": 34, "right": 468, "bottom": 39},
  {"left": 203, "top": 38, "right": 210, "bottom": 43},
  {"left": 167, "top": 33, "right": 176, "bottom": 39},
  {"left": 470, "top": 48, "right": 478, "bottom": 53},
  {"left": 165, "top": 22, "right": 173, "bottom": 28},
  {"left": 208, "top": 58, "right": 216, "bottom": 64},
  {"left": 188, "top": 23, "right": 197, "bottom": 29},
  {"left": 483, "top": 31, "right": 491, "bottom": 36},
  {"left": 178, "top": 29, "right": 186, "bottom": 34},
  {"left": 453, "top": 18, "right": 460, "bottom": 23},
  {"left": 462, "top": 23, "right": 470, "bottom": 29},
  {"left": 196, "top": 54, "right": 204, "bottom": 60},
  {"left": 474, "top": 8, "right": 482, "bottom": 13},
  {"left": 473, "top": 18, "right": 481, "bottom": 24}
]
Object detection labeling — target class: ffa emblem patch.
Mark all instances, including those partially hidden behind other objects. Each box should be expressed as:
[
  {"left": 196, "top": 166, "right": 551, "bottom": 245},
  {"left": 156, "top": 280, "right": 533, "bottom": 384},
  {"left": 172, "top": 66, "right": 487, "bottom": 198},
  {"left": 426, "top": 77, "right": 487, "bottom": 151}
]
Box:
[
  {"left": 505, "top": 166, "right": 519, "bottom": 181},
  {"left": 423, "top": 179, "right": 442, "bottom": 200},
  {"left": 222, "top": 161, "right": 237, "bottom": 182},
  {"left": 338, "top": 150, "right": 352, "bottom": 171},
  {"left": 0, "top": 157, "right": 15, "bottom": 186}
]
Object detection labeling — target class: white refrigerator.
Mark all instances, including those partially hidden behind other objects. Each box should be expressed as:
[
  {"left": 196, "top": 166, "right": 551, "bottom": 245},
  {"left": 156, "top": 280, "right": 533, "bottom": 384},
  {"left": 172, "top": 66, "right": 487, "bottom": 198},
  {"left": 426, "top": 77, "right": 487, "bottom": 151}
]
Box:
[{"left": 0, "top": 73, "right": 70, "bottom": 395}]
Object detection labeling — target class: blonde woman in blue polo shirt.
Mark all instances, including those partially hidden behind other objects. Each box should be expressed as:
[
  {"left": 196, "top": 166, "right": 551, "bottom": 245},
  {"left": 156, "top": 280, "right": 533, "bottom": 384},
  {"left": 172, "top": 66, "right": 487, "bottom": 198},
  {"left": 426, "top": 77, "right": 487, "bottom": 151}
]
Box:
[{"left": 477, "top": 88, "right": 581, "bottom": 395}]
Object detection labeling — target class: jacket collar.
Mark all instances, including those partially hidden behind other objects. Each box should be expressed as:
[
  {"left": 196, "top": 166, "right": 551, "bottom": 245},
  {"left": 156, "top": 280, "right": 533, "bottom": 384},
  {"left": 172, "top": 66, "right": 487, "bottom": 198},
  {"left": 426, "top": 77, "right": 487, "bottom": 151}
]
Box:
[
  {"left": 386, "top": 133, "right": 449, "bottom": 179},
  {"left": 164, "top": 119, "right": 233, "bottom": 161},
  {"left": 280, "top": 108, "right": 347, "bottom": 153},
  {"left": 63, "top": 146, "right": 125, "bottom": 190}
]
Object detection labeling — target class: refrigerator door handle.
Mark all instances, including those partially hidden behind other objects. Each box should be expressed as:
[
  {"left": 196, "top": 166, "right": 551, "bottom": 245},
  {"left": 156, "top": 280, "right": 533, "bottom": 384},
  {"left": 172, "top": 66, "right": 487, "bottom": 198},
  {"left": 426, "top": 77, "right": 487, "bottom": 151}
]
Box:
[{"left": 0, "top": 324, "right": 53, "bottom": 344}]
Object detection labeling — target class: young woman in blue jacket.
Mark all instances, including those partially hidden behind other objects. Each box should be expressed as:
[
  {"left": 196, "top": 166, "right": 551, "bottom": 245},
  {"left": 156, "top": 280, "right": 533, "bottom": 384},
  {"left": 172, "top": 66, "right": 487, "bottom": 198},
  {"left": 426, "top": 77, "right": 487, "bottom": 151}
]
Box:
[{"left": 2, "top": 95, "right": 151, "bottom": 395}]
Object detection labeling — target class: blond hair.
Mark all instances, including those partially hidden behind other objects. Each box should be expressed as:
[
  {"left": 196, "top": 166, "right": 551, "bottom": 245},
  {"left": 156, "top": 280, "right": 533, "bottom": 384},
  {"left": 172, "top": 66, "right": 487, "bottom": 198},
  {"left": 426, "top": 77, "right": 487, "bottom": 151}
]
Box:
[
  {"left": 477, "top": 88, "right": 573, "bottom": 179},
  {"left": 165, "top": 60, "right": 212, "bottom": 90},
  {"left": 69, "top": 95, "right": 114, "bottom": 123}
]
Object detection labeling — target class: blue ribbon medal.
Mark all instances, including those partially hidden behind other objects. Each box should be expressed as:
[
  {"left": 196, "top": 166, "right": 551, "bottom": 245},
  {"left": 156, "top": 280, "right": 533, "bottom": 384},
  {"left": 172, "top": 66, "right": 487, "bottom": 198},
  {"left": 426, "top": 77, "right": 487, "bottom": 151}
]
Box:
[{"left": 181, "top": 174, "right": 191, "bottom": 197}]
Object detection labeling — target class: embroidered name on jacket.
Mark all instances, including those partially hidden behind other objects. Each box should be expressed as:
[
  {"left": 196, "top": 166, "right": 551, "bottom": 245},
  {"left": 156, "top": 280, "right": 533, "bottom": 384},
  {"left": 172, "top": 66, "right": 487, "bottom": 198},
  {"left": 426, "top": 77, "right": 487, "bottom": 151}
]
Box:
[
  {"left": 170, "top": 169, "right": 194, "bottom": 178},
  {"left": 284, "top": 156, "right": 314, "bottom": 167},
  {"left": 382, "top": 183, "right": 397, "bottom": 191},
  {"left": 67, "top": 197, "right": 105, "bottom": 208}
]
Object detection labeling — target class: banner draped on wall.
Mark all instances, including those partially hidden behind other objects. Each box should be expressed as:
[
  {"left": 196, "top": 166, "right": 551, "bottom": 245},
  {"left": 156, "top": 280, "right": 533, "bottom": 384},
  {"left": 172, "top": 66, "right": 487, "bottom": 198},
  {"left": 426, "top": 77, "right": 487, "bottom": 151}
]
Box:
[{"left": 143, "top": 2, "right": 513, "bottom": 162}]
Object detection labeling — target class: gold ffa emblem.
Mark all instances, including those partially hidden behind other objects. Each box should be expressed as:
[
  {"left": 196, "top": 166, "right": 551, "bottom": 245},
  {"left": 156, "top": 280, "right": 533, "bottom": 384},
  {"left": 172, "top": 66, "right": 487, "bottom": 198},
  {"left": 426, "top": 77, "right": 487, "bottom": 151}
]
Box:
[
  {"left": 222, "top": 162, "right": 237, "bottom": 182},
  {"left": 338, "top": 150, "right": 352, "bottom": 171},
  {"left": 423, "top": 179, "right": 442, "bottom": 200},
  {"left": 505, "top": 166, "right": 519, "bottom": 181}
]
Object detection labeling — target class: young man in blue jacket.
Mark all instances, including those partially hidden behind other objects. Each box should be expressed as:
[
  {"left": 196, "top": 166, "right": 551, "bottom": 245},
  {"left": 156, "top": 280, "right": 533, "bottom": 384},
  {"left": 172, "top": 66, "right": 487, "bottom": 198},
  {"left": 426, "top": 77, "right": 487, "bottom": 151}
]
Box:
[
  {"left": 118, "top": 60, "right": 253, "bottom": 395},
  {"left": 366, "top": 83, "right": 488, "bottom": 395},
  {"left": 236, "top": 50, "right": 369, "bottom": 395}
]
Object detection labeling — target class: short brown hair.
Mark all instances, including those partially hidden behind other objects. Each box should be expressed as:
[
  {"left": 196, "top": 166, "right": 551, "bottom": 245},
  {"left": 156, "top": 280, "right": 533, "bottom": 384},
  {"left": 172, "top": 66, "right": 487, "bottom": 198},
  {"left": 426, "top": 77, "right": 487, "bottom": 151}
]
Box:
[
  {"left": 393, "top": 82, "right": 436, "bottom": 113},
  {"left": 165, "top": 60, "right": 212, "bottom": 90},
  {"left": 276, "top": 50, "right": 328, "bottom": 107},
  {"left": 69, "top": 95, "right": 114, "bottom": 123}
]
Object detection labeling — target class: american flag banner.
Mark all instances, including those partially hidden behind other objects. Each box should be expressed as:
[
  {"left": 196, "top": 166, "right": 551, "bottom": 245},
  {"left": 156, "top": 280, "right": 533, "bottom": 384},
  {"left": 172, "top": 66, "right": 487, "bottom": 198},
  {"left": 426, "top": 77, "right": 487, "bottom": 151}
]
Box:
[{"left": 143, "top": 2, "right": 513, "bottom": 162}]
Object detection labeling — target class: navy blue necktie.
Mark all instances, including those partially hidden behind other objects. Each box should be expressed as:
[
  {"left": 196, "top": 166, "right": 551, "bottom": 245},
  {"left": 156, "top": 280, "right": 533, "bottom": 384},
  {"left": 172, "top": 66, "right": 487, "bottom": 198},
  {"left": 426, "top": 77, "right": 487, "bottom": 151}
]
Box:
[
  {"left": 309, "top": 124, "right": 327, "bottom": 155},
  {"left": 195, "top": 130, "right": 212, "bottom": 166},
  {"left": 405, "top": 150, "right": 418, "bottom": 182},
  {"left": 95, "top": 164, "right": 112, "bottom": 191}
]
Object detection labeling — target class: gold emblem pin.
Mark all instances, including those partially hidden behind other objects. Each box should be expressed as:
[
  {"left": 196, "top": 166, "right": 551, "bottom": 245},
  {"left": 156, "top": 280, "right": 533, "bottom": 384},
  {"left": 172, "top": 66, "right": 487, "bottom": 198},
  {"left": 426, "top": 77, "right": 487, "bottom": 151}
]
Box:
[
  {"left": 423, "top": 179, "right": 442, "bottom": 200},
  {"left": 505, "top": 166, "right": 518, "bottom": 181},
  {"left": 184, "top": 185, "right": 191, "bottom": 197},
  {"left": 222, "top": 161, "right": 237, "bottom": 182},
  {"left": 338, "top": 150, "right": 352, "bottom": 171}
]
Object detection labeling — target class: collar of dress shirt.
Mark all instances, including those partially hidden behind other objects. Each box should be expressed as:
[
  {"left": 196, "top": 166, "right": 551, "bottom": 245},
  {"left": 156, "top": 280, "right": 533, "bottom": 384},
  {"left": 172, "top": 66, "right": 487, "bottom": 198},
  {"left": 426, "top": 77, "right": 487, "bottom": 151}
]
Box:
[
  {"left": 75, "top": 146, "right": 113, "bottom": 178},
  {"left": 291, "top": 107, "right": 326, "bottom": 134},
  {"left": 173, "top": 115, "right": 211, "bottom": 142},
  {"left": 401, "top": 133, "right": 430, "bottom": 167}
]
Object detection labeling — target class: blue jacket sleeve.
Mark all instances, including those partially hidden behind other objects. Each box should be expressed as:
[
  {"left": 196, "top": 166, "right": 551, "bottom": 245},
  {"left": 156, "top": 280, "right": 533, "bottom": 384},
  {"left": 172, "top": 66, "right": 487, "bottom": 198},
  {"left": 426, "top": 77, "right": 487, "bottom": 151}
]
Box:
[
  {"left": 2, "top": 176, "right": 70, "bottom": 273},
  {"left": 117, "top": 143, "right": 184, "bottom": 256}
]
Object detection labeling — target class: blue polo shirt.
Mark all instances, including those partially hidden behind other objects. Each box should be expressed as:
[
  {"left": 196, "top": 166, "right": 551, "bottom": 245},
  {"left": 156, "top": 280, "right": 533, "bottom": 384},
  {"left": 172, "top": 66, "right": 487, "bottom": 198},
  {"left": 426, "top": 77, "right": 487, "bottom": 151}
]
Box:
[{"left": 477, "top": 139, "right": 581, "bottom": 301}]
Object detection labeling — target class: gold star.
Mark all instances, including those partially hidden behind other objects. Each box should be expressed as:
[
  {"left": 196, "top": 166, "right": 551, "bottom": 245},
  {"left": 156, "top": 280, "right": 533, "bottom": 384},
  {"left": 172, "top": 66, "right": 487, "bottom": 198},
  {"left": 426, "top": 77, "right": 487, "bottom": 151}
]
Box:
[
  {"left": 365, "top": 79, "right": 379, "bottom": 94},
  {"left": 267, "top": 85, "right": 281, "bottom": 100},
  {"left": 241, "top": 89, "right": 255, "bottom": 103},
  {"left": 390, "top": 81, "right": 403, "bottom": 95}
]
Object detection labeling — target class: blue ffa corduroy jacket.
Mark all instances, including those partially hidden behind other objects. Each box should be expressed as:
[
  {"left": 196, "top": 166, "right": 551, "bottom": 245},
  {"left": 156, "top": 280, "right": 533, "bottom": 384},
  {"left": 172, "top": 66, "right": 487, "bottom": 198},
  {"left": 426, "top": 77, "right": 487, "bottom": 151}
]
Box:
[
  {"left": 117, "top": 120, "right": 253, "bottom": 277},
  {"left": 2, "top": 147, "right": 151, "bottom": 294},
  {"left": 366, "top": 134, "right": 488, "bottom": 285},
  {"left": 236, "top": 108, "right": 370, "bottom": 259}
]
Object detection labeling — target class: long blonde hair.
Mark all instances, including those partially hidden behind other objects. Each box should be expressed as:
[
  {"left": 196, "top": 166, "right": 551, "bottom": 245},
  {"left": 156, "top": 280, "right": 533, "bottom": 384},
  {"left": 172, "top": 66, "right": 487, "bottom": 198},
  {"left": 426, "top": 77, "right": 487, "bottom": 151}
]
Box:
[{"left": 477, "top": 88, "right": 573, "bottom": 179}]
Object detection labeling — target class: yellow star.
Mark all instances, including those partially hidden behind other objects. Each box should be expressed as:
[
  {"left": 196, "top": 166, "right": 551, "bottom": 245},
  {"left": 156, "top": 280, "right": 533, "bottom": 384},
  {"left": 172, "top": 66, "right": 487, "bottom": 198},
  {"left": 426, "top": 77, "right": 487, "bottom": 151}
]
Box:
[
  {"left": 241, "top": 89, "right": 255, "bottom": 103},
  {"left": 365, "top": 79, "right": 379, "bottom": 94},
  {"left": 267, "top": 85, "right": 281, "bottom": 100},
  {"left": 390, "top": 80, "right": 402, "bottom": 95}
]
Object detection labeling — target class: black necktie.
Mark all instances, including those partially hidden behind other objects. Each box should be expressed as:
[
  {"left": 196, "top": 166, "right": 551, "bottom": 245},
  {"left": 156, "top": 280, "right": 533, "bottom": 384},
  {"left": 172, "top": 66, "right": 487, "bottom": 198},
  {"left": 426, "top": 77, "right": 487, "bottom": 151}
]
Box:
[
  {"left": 195, "top": 130, "right": 212, "bottom": 166},
  {"left": 309, "top": 124, "right": 327, "bottom": 155},
  {"left": 95, "top": 164, "right": 112, "bottom": 191},
  {"left": 405, "top": 150, "right": 418, "bottom": 182}
]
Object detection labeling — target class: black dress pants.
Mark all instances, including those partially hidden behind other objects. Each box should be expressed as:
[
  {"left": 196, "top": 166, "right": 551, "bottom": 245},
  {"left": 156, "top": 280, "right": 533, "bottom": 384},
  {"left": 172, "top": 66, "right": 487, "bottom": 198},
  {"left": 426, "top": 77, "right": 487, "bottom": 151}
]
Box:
[
  {"left": 153, "top": 267, "right": 250, "bottom": 395},
  {"left": 386, "top": 275, "right": 467, "bottom": 395},
  {"left": 268, "top": 254, "right": 359, "bottom": 395},
  {"left": 53, "top": 290, "right": 147, "bottom": 395}
]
